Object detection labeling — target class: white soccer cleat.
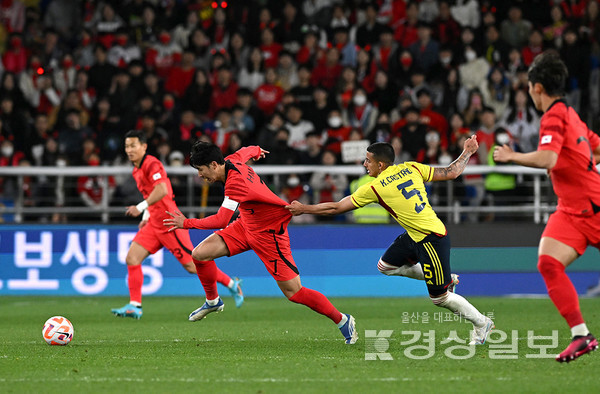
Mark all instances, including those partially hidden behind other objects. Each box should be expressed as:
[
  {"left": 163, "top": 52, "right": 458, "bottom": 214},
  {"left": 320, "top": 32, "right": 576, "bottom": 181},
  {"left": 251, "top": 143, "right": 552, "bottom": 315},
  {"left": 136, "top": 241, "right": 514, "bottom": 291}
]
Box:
[
  {"left": 188, "top": 299, "right": 224, "bottom": 322},
  {"left": 469, "top": 317, "right": 495, "bottom": 345}
]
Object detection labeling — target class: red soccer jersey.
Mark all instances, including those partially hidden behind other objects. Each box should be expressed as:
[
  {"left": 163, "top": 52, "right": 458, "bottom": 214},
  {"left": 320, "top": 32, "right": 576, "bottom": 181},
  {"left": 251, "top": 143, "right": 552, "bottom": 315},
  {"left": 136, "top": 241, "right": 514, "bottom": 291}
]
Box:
[
  {"left": 223, "top": 146, "right": 292, "bottom": 233},
  {"left": 538, "top": 99, "right": 600, "bottom": 216},
  {"left": 132, "top": 154, "right": 179, "bottom": 228}
]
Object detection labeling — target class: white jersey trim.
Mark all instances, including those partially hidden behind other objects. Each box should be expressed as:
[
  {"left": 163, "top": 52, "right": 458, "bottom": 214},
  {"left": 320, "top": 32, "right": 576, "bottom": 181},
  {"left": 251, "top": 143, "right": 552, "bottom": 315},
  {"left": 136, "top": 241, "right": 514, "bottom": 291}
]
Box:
[{"left": 222, "top": 196, "right": 240, "bottom": 211}]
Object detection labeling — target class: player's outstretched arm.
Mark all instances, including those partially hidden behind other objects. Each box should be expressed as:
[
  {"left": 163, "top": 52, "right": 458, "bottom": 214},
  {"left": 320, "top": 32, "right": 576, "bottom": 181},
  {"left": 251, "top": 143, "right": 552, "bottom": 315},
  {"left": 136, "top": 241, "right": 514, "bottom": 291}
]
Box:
[
  {"left": 431, "top": 135, "right": 478, "bottom": 181},
  {"left": 286, "top": 196, "right": 356, "bottom": 216},
  {"left": 493, "top": 145, "right": 558, "bottom": 169}
]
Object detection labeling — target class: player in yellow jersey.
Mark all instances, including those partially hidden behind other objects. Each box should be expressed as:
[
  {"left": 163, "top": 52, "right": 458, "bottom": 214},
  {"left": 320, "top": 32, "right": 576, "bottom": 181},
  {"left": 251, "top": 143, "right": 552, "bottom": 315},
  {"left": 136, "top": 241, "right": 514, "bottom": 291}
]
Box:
[{"left": 287, "top": 135, "right": 495, "bottom": 345}]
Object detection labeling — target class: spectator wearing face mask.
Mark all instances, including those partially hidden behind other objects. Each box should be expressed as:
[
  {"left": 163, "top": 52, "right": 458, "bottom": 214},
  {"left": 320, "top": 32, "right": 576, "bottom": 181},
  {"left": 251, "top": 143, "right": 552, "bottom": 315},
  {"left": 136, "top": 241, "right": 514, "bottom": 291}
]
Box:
[
  {"left": 323, "top": 109, "right": 352, "bottom": 154},
  {"left": 343, "top": 87, "right": 378, "bottom": 137},
  {"left": 458, "top": 46, "right": 490, "bottom": 92}
]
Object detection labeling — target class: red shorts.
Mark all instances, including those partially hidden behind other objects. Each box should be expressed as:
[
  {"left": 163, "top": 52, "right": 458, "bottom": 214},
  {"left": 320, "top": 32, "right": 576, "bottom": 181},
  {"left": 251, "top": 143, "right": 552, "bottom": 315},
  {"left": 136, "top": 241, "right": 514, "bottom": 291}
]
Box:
[
  {"left": 133, "top": 223, "right": 194, "bottom": 264},
  {"left": 542, "top": 210, "right": 600, "bottom": 255},
  {"left": 216, "top": 219, "right": 299, "bottom": 281}
]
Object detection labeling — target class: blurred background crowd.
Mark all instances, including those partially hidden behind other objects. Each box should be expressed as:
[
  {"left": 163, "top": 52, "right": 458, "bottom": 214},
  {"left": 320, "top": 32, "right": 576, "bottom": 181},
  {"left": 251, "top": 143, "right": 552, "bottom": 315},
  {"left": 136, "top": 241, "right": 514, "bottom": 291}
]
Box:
[{"left": 0, "top": 0, "right": 598, "bottom": 223}]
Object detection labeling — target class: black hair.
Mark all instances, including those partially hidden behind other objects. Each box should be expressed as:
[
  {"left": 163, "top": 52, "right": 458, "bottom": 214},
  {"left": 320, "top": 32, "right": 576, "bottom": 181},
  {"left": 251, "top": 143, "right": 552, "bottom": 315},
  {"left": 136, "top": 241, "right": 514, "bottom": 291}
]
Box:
[
  {"left": 125, "top": 129, "right": 147, "bottom": 144},
  {"left": 367, "top": 142, "right": 395, "bottom": 165},
  {"left": 189, "top": 141, "right": 225, "bottom": 168},
  {"left": 528, "top": 50, "right": 568, "bottom": 97}
]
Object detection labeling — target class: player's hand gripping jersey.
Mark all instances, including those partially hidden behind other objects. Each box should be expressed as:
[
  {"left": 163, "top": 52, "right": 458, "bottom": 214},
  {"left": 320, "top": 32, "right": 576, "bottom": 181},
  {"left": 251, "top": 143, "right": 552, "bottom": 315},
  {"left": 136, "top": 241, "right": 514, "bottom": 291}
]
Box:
[
  {"left": 538, "top": 99, "right": 600, "bottom": 216},
  {"left": 132, "top": 154, "right": 180, "bottom": 229},
  {"left": 350, "top": 161, "right": 446, "bottom": 242}
]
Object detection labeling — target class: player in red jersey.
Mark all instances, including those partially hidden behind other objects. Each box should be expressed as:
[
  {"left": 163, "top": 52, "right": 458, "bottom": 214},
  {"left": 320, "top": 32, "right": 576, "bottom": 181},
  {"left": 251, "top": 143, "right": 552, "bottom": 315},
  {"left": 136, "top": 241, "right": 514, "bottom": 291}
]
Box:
[
  {"left": 494, "top": 51, "right": 599, "bottom": 362},
  {"left": 111, "top": 130, "right": 243, "bottom": 319},
  {"left": 163, "top": 142, "right": 358, "bottom": 344}
]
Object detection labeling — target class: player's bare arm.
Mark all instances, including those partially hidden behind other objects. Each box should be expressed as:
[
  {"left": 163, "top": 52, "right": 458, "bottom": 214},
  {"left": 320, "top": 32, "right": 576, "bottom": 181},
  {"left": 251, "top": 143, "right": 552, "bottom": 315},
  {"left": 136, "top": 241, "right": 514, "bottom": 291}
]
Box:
[
  {"left": 431, "top": 135, "right": 478, "bottom": 181},
  {"left": 163, "top": 210, "right": 187, "bottom": 232},
  {"left": 593, "top": 145, "right": 600, "bottom": 164},
  {"left": 126, "top": 182, "right": 168, "bottom": 217},
  {"left": 286, "top": 196, "right": 356, "bottom": 216},
  {"left": 493, "top": 145, "right": 558, "bottom": 169}
]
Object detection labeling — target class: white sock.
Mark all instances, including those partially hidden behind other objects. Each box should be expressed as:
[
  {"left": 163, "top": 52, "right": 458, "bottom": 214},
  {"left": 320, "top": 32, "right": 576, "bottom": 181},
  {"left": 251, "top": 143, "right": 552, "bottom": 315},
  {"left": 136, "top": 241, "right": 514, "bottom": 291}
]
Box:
[
  {"left": 571, "top": 323, "right": 590, "bottom": 338},
  {"left": 226, "top": 279, "right": 234, "bottom": 289},
  {"left": 130, "top": 301, "right": 141, "bottom": 308},
  {"left": 378, "top": 260, "right": 425, "bottom": 280},
  {"left": 431, "top": 292, "right": 486, "bottom": 327},
  {"left": 206, "top": 297, "right": 220, "bottom": 306},
  {"left": 337, "top": 314, "right": 348, "bottom": 328}
]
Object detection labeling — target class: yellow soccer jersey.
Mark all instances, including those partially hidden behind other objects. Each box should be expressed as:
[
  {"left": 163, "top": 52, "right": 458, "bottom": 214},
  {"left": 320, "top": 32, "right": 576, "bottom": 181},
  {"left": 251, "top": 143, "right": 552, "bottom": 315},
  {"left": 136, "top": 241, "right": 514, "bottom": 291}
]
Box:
[{"left": 350, "top": 161, "right": 446, "bottom": 242}]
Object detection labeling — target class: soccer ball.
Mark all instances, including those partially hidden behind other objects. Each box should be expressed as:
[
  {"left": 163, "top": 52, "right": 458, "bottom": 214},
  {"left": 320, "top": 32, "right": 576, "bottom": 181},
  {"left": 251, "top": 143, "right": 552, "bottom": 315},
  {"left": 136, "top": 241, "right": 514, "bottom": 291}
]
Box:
[{"left": 42, "top": 316, "right": 74, "bottom": 346}]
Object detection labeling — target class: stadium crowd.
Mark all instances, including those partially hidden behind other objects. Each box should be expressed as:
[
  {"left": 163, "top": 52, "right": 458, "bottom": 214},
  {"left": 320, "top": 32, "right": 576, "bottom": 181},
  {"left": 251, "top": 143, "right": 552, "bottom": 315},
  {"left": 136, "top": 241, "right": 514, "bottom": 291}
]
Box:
[{"left": 0, "top": 0, "right": 598, "bottom": 222}]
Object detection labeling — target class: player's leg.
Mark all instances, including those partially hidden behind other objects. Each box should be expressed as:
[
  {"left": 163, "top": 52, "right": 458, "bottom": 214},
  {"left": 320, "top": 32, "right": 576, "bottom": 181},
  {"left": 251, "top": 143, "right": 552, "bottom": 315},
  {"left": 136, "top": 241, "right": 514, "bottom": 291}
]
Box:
[
  {"left": 165, "top": 228, "right": 245, "bottom": 308},
  {"left": 255, "top": 231, "right": 358, "bottom": 344},
  {"left": 111, "top": 241, "right": 151, "bottom": 319},
  {"left": 418, "top": 234, "right": 494, "bottom": 344},
  {"left": 379, "top": 233, "right": 460, "bottom": 292},
  {"left": 378, "top": 234, "right": 424, "bottom": 279},
  {"left": 188, "top": 223, "right": 249, "bottom": 321},
  {"left": 538, "top": 211, "right": 598, "bottom": 362}
]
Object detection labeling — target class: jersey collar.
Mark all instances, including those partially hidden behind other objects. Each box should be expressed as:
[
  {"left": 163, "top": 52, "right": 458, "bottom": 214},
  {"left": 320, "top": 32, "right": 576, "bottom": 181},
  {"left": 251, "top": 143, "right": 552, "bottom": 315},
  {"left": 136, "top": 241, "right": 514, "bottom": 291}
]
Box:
[
  {"left": 223, "top": 160, "right": 240, "bottom": 183},
  {"left": 547, "top": 98, "right": 567, "bottom": 112}
]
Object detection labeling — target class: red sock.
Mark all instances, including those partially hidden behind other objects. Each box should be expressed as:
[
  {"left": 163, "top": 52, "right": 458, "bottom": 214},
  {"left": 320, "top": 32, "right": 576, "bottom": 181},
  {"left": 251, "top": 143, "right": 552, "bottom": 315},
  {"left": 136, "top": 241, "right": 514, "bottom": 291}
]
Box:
[
  {"left": 215, "top": 268, "right": 232, "bottom": 287},
  {"left": 289, "top": 287, "right": 343, "bottom": 324},
  {"left": 127, "top": 265, "right": 143, "bottom": 304},
  {"left": 193, "top": 259, "right": 219, "bottom": 299},
  {"left": 538, "top": 255, "right": 584, "bottom": 327}
]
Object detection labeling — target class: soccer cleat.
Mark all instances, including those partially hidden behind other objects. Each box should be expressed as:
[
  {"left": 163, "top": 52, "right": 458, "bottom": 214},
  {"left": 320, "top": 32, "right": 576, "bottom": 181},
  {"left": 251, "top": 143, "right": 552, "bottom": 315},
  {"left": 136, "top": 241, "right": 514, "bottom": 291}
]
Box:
[
  {"left": 586, "top": 283, "right": 600, "bottom": 297},
  {"left": 469, "top": 317, "right": 494, "bottom": 345},
  {"left": 556, "top": 334, "right": 598, "bottom": 363},
  {"left": 447, "top": 274, "right": 460, "bottom": 293},
  {"left": 228, "top": 277, "right": 244, "bottom": 308},
  {"left": 111, "top": 303, "right": 143, "bottom": 319},
  {"left": 188, "top": 298, "right": 224, "bottom": 321},
  {"left": 339, "top": 314, "right": 358, "bottom": 344}
]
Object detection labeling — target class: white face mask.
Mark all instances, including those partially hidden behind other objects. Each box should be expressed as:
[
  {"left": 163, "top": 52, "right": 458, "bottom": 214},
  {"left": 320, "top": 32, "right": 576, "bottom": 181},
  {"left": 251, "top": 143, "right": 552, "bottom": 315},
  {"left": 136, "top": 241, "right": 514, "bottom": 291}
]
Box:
[
  {"left": 328, "top": 116, "right": 342, "bottom": 128},
  {"left": 440, "top": 56, "right": 452, "bottom": 65},
  {"left": 1, "top": 146, "right": 13, "bottom": 157},
  {"left": 465, "top": 50, "right": 477, "bottom": 62},
  {"left": 353, "top": 94, "right": 367, "bottom": 106},
  {"left": 56, "top": 159, "right": 67, "bottom": 167},
  {"left": 287, "top": 176, "right": 300, "bottom": 187},
  {"left": 496, "top": 133, "right": 510, "bottom": 145}
]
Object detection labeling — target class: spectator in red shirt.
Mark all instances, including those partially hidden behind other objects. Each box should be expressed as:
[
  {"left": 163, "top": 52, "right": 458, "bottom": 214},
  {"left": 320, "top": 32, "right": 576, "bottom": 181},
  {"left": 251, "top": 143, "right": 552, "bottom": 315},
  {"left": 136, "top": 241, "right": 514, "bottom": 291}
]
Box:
[
  {"left": 432, "top": 1, "right": 461, "bottom": 46},
  {"left": 416, "top": 87, "right": 449, "bottom": 148},
  {"left": 521, "top": 29, "right": 545, "bottom": 67},
  {"left": 209, "top": 66, "right": 238, "bottom": 117},
  {"left": 310, "top": 47, "right": 343, "bottom": 89},
  {"left": 373, "top": 25, "right": 398, "bottom": 72},
  {"left": 165, "top": 50, "right": 196, "bottom": 98},
  {"left": 145, "top": 29, "right": 182, "bottom": 79},
  {"left": 296, "top": 26, "right": 324, "bottom": 67},
  {"left": 394, "top": 1, "right": 419, "bottom": 48},
  {"left": 2, "top": 34, "right": 27, "bottom": 73},
  {"left": 254, "top": 67, "right": 284, "bottom": 116},
  {"left": 260, "top": 27, "right": 282, "bottom": 68}
]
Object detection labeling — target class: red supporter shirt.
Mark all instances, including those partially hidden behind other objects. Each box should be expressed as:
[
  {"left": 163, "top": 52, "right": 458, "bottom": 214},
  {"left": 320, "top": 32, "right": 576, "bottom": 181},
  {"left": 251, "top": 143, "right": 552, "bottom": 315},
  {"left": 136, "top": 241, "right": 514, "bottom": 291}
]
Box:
[
  {"left": 133, "top": 154, "right": 180, "bottom": 228},
  {"left": 538, "top": 99, "right": 600, "bottom": 216},
  {"left": 222, "top": 146, "right": 292, "bottom": 232}
]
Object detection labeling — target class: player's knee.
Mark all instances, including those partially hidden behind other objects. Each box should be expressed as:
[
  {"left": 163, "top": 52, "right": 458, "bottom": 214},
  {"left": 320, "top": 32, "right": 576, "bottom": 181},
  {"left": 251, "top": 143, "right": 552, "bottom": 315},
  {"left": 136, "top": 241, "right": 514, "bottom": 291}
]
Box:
[
  {"left": 125, "top": 255, "right": 140, "bottom": 266},
  {"left": 191, "top": 246, "right": 204, "bottom": 261},
  {"left": 377, "top": 259, "right": 397, "bottom": 275},
  {"left": 537, "top": 255, "right": 564, "bottom": 277},
  {"left": 429, "top": 291, "right": 449, "bottom": 307}
]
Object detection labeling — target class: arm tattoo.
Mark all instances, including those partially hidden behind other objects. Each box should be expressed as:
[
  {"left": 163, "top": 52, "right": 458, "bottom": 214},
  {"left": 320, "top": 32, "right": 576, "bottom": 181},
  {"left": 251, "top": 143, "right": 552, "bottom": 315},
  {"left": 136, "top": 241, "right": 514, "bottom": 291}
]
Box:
[{"left": 438, "top": 152, "right": 470, "bottom": 179}]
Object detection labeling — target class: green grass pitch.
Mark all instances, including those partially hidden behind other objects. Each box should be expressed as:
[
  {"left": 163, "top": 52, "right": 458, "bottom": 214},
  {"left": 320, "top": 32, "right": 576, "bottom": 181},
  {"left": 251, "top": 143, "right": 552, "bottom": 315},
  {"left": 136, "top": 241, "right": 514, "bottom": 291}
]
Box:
[{"left": 1, "top": 296, "right": 598, "bottom": 393}]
